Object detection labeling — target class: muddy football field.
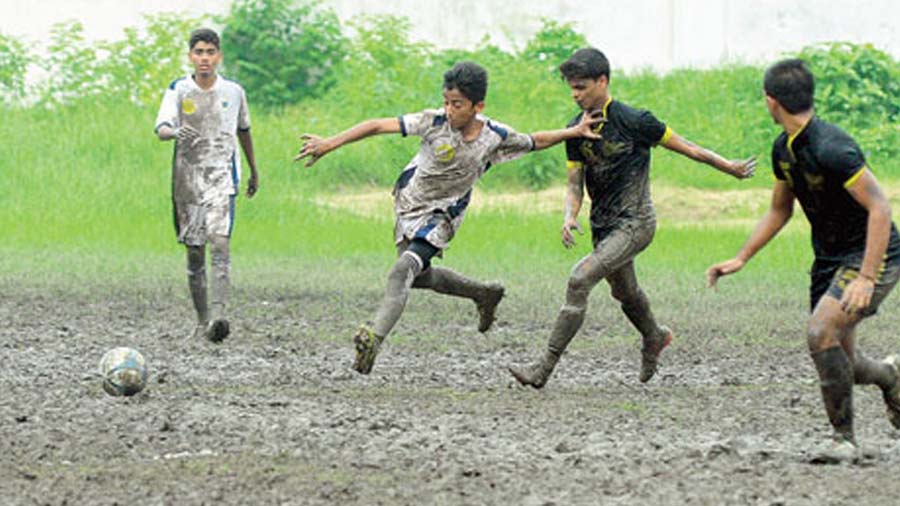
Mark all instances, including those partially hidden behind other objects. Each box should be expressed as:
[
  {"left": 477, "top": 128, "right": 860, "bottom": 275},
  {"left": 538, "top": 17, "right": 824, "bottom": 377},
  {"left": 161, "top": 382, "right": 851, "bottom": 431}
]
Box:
[{"left": 3, "top": 265, "right": 900, "bottom": 506}]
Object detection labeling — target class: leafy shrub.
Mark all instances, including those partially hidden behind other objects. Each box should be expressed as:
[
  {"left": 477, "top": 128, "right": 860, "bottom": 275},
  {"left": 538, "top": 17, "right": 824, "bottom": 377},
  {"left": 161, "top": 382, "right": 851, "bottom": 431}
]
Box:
[
  {"left": 0, "top": 32, "right": 29, "bottom": 105},
  {"left": 220, "top": 0, "right": 346, "bottom": 109}
]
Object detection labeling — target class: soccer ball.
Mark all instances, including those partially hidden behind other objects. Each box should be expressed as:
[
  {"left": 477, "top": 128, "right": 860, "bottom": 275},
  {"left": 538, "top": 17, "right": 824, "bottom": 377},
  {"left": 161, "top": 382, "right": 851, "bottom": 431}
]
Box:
[{"left": 99, "top": 347, "right": 148, "bottom": 397}]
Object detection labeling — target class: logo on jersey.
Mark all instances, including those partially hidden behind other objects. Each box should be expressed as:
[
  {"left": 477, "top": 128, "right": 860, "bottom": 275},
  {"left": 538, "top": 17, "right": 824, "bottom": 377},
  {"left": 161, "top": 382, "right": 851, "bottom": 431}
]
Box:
[
  {"left": 221, "top": 101, "right": 229, "bottom": 109},
  {"left": 435, "top": 144, "right": 454, "bottom": 162},
  {"left": 182, "top": 99, "right": 196, "bottom": 115}
]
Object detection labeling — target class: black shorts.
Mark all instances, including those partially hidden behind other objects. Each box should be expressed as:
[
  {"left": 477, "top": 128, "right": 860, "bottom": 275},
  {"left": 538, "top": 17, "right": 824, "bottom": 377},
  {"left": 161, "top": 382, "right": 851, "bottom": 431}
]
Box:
[{"left": 810, "top": 252, "right": 900, "bottom": 315}]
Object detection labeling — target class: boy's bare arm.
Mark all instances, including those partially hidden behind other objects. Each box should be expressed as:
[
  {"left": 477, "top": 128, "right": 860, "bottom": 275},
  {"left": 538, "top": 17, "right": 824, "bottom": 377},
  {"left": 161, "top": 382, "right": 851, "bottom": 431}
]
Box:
[
  {"left": 662, "top": 133, "right": 756, "bottom": 179},
  {"left": 238, "top": 130, "right": 258, "bottom": 198},
  {"left": 531, "top": 110, "right": 603, "bottom": 151},
  {"left": 562, "top": 165, "right": 585, "bottom": 249},
  {"left": 295, "top": 118, "right": 402, "bottom": 167}
]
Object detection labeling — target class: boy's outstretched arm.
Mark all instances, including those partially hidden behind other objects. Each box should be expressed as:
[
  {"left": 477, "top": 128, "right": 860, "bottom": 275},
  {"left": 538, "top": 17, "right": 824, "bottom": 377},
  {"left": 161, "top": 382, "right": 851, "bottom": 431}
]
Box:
[
  {"left": 662, "top": 133, "right": 756, "bottom": 179},
  {"left": 531, "top": 110, "right": 603, "bottom": 151},
  {"left": 238, "top": 130, "right": 259, "bottom": 198},
  {"left": 295, "top": 118, "right": 401, "bottom": 167},
  {"left": 706, "top": 181, "right": 794, "bottom": 288}
]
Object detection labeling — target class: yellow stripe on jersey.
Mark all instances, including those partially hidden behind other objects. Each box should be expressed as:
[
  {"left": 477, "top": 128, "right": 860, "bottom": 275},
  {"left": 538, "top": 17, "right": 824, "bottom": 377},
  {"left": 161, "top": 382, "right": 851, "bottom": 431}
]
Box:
[
  {"left": 657, "top": 126, "right": 673, "bottom": 146},
  {"left": 786, "top": 116, "right": 813, "bottom": 161},
  {"left": 843, "top": 165, "right": 867, "bottom": 189},
  {"left": 567, "top": 160, "right": 583, "bottom": 171}
]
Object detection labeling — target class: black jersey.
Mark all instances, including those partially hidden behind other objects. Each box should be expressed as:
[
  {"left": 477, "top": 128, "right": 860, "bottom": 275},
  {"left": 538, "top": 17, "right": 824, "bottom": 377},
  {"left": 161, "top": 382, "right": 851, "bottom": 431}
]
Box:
[
  {"left": 771, "top": 116, "right": 900, "bottom": 260},
  {"left": 565, "top": 97, "right": 670, "bottom": 233}
]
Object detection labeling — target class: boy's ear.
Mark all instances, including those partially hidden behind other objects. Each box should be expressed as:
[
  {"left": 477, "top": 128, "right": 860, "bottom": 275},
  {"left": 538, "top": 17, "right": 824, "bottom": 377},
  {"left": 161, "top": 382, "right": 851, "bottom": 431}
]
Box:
[{"left": 474, "top": 101, "right": 485, "bottom": 113}]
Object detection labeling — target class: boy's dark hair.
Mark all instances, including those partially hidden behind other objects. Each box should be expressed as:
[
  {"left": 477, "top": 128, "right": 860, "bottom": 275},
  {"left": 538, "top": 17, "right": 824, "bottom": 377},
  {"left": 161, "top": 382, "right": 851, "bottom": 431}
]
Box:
[
  {"left": 764, "top": 58, "right": 814, "bottom": 114},
  {"left": 189, "top": 28, "right": 220, "bottom": 50},
  {"left": 443, "top": 62, "right": 488, "bottom": 104},
  {"left": 559, "top": 48, "right": 610, "bottom": 81}
]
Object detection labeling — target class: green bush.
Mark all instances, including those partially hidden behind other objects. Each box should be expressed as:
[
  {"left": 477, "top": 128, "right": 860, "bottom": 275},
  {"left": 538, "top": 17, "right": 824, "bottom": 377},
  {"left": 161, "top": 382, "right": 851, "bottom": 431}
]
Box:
[
  {"left": 0, "top": 31, "right": 28, "bottom": 105},
  {"left": 220, "top": 0, "right": 346, "bottom": 109},
  {"left": 794, "top": 42, "right": 900, "bottom": 162}
]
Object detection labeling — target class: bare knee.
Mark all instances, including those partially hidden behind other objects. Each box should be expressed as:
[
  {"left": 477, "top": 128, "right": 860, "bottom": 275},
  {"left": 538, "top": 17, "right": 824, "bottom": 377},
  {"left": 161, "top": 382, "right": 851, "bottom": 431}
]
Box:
[{"left": 807, "top": 319, "right": 840, "bottom": 353}]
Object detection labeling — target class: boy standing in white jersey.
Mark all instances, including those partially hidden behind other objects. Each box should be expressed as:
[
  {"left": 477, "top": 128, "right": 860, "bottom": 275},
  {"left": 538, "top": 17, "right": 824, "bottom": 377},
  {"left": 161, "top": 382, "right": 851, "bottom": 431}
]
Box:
[
  {"left": 155, "top": 28, "right": 259, "bottom": 342},
  {"left": 297, "top": 61, "right": 601, "bottom": 375}
]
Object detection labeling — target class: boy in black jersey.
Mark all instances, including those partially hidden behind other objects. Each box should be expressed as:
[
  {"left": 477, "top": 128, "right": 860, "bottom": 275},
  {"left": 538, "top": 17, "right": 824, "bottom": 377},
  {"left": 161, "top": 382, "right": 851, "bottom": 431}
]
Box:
[
  {"left": 707, "top": 59, "right": 900, "bottom": 463},
  {"left": 508, "top": 48, "right": 756, "bottom": 388}
]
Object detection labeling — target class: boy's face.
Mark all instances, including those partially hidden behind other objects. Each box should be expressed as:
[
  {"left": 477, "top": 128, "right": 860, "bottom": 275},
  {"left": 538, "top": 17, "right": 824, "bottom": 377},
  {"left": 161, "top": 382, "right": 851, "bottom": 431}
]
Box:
[
  {"left": 189, "top": 41, "right": 221, "bottom": 78},
  {"left": 443, "top": 88, "right": 484, "bottom": 130},
  {"left": 566, "top": 76, "right": 607, "bottom": 112}
]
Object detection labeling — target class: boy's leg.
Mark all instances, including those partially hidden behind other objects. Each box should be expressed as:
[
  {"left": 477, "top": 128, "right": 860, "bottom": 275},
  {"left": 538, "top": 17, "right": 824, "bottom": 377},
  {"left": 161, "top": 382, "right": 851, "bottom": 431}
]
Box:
[
  {"left": 808, "top": 296, "right": 857, "bottom": 462},
  {"left": 354, "top": 240, "right": 435, "bottom": 374},
  {"left": 606, "top": 261, "right": 672, "bottom": 383},
  {"left": 509, "top": 223, "right": 653, "bottom": 389},
  {"left": 412, "top": 267, "right": 505, "bottom": 332},
  {"left": 186, "top": 244, "right": 208, "bottom": 339},
  {"left": 206, "top": 234, "right": 230, "bottom": 342}
]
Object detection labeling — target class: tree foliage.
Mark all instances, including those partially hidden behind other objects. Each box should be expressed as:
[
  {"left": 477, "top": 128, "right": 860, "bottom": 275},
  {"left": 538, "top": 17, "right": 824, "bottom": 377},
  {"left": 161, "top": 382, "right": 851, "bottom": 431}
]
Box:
[{"left": 220, "top": 0, "right": 346, "bottom": 108}]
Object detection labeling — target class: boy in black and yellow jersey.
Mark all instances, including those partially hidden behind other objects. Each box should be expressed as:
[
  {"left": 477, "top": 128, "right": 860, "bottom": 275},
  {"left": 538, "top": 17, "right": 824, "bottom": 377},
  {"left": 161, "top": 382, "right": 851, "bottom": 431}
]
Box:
[
  {"left": 707, "top": 59, "right": 900, "bottom": 463},
  {"left": 509, "top": 48, "right": 756, "bottom": 388}
]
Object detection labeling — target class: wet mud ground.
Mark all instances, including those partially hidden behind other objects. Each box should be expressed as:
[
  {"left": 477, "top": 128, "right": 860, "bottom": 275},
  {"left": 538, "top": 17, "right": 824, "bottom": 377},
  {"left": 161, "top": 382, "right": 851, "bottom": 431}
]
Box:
[{"left": 3, "top": 276, "right": 900, "bottom": 505}]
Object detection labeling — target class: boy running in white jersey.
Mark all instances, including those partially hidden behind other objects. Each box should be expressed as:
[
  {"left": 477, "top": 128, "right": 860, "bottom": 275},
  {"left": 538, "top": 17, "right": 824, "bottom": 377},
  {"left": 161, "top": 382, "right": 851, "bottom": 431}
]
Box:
[
  {"left": 154, "top": 28, "right": 259, "bottom": 342},
  {"left": 296, "top": 61, "right": 601, "bottom": 374}
]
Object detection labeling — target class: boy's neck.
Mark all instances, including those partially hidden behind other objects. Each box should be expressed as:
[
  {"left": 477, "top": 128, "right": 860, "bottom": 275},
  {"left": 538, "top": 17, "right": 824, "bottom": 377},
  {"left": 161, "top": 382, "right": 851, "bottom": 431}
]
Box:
[
  {"left": 459, "top": 118, "right": 484, "bottom": 142},
  {"left": 193, "top": 73, "right": 218, "bottom": 90},
  {"left": 781, "top": 109, "right": 814, "bottom": 136}
]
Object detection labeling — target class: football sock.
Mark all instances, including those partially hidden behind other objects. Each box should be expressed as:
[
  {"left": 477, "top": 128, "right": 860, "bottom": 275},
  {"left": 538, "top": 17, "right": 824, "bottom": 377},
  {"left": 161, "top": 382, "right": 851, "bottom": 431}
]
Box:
[
  {"left": 812, "top": 346, "right": 855, "bottom": 442},
  {"left": 853, "top": 351, "right": 896, "bottom": 391},
  {"left": 209, "top": 235, "right": 230, "bottom": 322},
  {"left": 412, "top": 266, "right": 490, "bottom": 301},
  {"left": 620, "top": 288, "right": 665, "bottom": 342},
  {"left": 186, "top": 245, "right": 208, "bottom": 324},
  {"left": 372, "top": 251, "right": 423, "bottom": 337}
]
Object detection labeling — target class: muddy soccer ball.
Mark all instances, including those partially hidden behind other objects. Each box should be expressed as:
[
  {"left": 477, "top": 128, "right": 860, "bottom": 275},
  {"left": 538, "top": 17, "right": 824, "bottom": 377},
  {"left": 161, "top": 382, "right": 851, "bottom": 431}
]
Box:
[{"left": 98, "top": 347, "right": 148, "bottom": 397}]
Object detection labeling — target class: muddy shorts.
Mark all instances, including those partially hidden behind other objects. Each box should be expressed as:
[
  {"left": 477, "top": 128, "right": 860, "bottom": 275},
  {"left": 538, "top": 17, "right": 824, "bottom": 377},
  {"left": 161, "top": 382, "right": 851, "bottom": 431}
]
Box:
[
  {"left": 174, "top": 194, "right": 236, "bottom": 246},
  {"left": 810, "top": 253, "right": 900, "bottom": 316}
]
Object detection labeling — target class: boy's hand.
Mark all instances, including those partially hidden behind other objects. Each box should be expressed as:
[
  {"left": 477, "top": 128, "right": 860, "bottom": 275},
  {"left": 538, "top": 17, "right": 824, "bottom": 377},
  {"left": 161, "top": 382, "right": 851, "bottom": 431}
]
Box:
[
  {"left": 727, "top": 156, "right": 757, "bottom": 179},
  {"left": 705, "top": 258, "right": 745, "bottom": 289},
  {"left": 175, "top": 124, "right": 200, "bottom": 145},
  {"left": 576, "top": 110, "right": 605, "bottom": 139},
  {"left": 295, "top": 134, "right": 331, "bottom": 167},
  {"left": 246, "top": 172, "right": 258, "bottom": 198},
  {"left": 841, "top": 275, "right": 875, "bottom": 315},
  {"left": 561, "top": 218, "right": 583, "bottom": 249}
]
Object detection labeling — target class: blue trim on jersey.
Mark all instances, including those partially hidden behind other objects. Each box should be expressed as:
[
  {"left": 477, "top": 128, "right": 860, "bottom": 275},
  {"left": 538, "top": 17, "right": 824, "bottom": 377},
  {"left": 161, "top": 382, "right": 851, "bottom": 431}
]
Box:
[
  {"left": 399, "top": 115, "right": 408, "bottom": 137},
  {"left": 395, "top": 165, "right": 417, "bottom": 190},
  {"left": 168, "top": 77, "right": 186, "bottom": 90},
  {"left": 228, "top": 194, "right": 236, "bottom": 237},
  {"left": 155, "top": 121, "right": 173, "bottom": 134},
  {"left": 486, "top": 120, "right": 508, "bottom": 140},
  {"left": 414, "top": 221, "right": 437, "bottom": 239},
  {"left": 238, "top": 126, "right": 251, "bottom": 132},
  {"left": 231, "top": 151, "right": 239, "bottom": 188},
  {"left": 447, "top": 189, "right": 472, "bottom": 219},
  {"left": 483, "top": 162, "right": 493, "bottom": 173},
  {"left": 432, "top": 114, "right": 447, "bottom": 127}
]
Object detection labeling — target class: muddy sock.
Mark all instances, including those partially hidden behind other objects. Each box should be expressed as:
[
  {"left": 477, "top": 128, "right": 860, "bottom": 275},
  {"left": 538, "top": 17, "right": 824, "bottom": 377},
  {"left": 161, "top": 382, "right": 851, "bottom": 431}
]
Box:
[
  {"left": 620, "top": 289, "right": 664, "bottom": 343},
  {"left": 811, "top": 347, "right": 855, "bottom": 442},
  {"left": 186, "top": 245, "right": 208, "bottom": 324},
  {"left": 209, "top": 235, "right": 230, "bottom": 322},
  {"left": 853, "top": 352, "right": 896, "bottom": 391},
  {"left": 372, "top": 252, "right": 423, "bottom": 337},
  {"left": 412, "top": 266, "right": 489, "bottom": 301}
]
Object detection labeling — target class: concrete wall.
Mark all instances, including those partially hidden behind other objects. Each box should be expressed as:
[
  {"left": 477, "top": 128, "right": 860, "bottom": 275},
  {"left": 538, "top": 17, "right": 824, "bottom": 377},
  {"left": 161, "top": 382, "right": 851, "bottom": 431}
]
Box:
[{"left": 4, "top": 0, "right": 899, "bottom": 72}]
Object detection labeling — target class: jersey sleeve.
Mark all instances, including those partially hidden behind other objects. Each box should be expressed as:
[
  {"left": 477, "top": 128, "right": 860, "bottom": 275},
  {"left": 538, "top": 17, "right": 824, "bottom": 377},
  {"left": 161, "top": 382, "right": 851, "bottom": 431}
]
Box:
[
  {"left": 487, "top": 122, "right": 535, "bottom": 166},
  {"left": 633, "top": 109, "right": 670, "bottom": 148},
  {"left": 154, "top": 86, "right": 179, "bottom": 133},
  {"left": 238, "top": 88, "right": 251, "bottom": 132},
  {"left": 772, "top": 140, "right": 787, "bottom": 181},
  {"left": 819, "top": 138, "right": 867, "bottom": 188},
  {"left": 399, "top": 109, "right": 439, "bottom": 137}
]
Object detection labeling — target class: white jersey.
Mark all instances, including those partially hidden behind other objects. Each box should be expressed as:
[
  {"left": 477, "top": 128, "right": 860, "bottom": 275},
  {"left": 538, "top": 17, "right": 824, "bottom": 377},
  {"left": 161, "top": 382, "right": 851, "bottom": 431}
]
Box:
[
  {"left": 154, "top": 75, "right": 250, "bottom": 244},
  {"left": 393, "top": 109, "right": 534, "bottom": 249},
  {"left": 155, "top": 75, "right": 251, "bottom": 201}
]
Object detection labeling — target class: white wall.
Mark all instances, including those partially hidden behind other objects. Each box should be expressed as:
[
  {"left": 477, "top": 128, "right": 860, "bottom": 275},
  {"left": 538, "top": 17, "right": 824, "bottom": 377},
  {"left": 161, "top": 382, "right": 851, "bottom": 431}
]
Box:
[{"left": 3, "top": 0, "right": 899, "bottom": 72}]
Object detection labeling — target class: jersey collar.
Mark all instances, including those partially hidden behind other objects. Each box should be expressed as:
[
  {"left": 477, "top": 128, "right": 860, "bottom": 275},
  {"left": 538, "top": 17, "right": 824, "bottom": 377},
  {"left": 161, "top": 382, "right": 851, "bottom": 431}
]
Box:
[{"left": 786, "top": 114, "right": 814, "bottom": 161}]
